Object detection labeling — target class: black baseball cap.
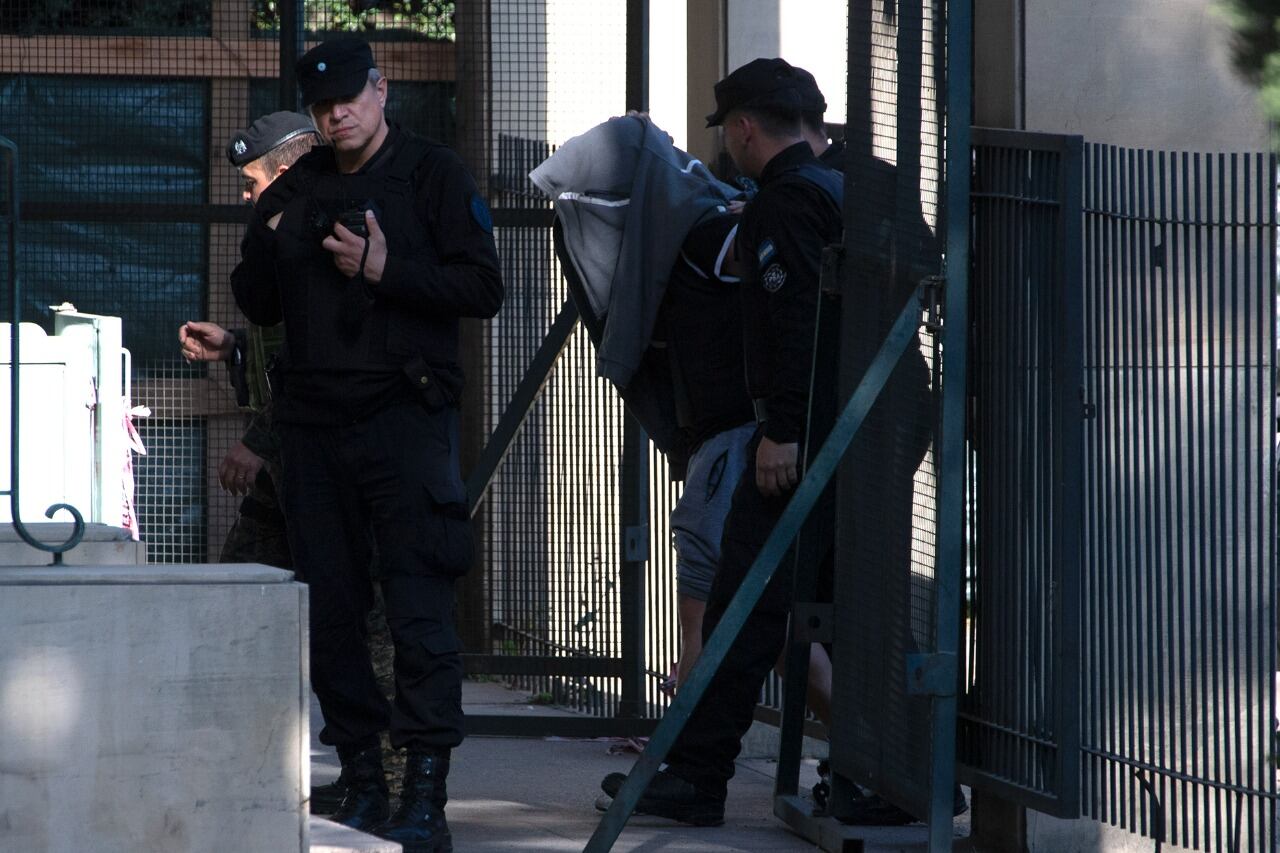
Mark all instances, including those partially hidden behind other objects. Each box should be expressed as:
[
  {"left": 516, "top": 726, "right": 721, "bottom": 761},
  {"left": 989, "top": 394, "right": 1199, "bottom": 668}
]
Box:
[
  {"left": 792, "top": 65, "right": 827, "bottom": 114},
  {"left": 296, "top": 36, "right": 376, "bottom": 108},
  {"left": 225, "top": 111, "right": 317, "bottom": 167},
  {"left": 705, "top": 57, "right": 805, "bottom": 127}
]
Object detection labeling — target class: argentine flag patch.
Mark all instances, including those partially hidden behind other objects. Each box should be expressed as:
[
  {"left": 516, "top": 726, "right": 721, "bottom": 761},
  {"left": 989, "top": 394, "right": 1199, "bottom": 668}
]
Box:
[{"left": 756, "top": 238, "right": 777, "bottom": 268}]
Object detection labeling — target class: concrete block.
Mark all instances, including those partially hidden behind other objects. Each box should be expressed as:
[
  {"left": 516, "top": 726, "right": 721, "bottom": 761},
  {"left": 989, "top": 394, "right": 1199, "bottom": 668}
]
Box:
[
  {"left": 0, "top": 522, "right": 145, "bottom": 566},
  {"left": 0, "top": 563, "right": 308, "bottom": 853}
]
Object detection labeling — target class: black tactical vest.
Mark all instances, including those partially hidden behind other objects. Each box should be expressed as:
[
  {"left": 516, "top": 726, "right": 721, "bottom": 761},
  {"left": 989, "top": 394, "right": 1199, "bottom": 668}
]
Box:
[{"left": 271, "top": 134, "right": 460, "bottom": 374}]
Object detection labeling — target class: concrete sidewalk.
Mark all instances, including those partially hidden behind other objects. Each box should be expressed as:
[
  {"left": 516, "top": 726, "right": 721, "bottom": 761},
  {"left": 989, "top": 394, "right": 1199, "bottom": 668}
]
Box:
[{"left": 310, "top": 680, "right": 970, "bottom": 852}]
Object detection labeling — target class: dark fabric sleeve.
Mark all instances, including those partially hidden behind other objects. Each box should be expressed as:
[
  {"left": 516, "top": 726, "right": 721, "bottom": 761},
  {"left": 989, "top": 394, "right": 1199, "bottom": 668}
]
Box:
[
  {"left": 374, "top": 147, "right": 504, "bottom": 320},
  {"left": 230, "top": 167, "right": 302, "bottom": 327},
  {"left": 224, "top": 327, "right": 250, "bottom": 407},
  {"left": 231, "top": 212, "right": 283, "bottom": 327},
  {"left": 240, "top": 402, "right": 279, "bottom": 460},
  {"left": 741, "top": 184, "right": 828, "bottom": 444}
]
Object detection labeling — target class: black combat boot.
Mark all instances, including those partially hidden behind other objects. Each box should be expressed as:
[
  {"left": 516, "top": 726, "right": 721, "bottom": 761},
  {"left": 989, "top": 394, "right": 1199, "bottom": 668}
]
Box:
[
  {"left": 329, "top": 744, "right": 390, "bottom": 831},
  {"left": 309, "top": 773, "right": 349, "bottom": 815},
  {"left": 372, "top": 750, "right": 452, "bottom": 853}
]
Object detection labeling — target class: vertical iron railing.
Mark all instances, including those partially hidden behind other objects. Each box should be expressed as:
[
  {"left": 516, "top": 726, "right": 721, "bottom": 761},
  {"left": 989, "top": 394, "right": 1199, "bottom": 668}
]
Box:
[
  {"left": 460, "top": 132, "right": 663, "bottom": 737},
  {"left": 1079, "top": 146, "right": 1276, "bottom": 852},
  {"left": 0, "top": 135, "right": 85, "bottom": 565},
  {"left": 961, "top": 127, "right": 1084, "bottom": 816}
]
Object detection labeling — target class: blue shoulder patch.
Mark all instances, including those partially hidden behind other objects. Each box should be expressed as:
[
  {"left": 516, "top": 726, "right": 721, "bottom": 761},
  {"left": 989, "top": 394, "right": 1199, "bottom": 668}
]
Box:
[
  {"left": 470, "top": 193, "right": 493, "bottom": 233},
  {"left": 757, "top": 238, "right": 777, "bottom": 268}
]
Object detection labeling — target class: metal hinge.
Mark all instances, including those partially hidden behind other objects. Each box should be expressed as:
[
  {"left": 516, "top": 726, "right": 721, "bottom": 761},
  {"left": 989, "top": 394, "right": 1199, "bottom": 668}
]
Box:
[
  {"left": 623, "top": 524, "right": 649, "bottom": 562},
  {"left": 920, "top": 274, "right": 945, "bottom": 333},
  {"left": 792, "top": 603, "right": 834, "bottom": 644},
  {"left": 905, "top": 652, "right": 957, "bottom": 697}
]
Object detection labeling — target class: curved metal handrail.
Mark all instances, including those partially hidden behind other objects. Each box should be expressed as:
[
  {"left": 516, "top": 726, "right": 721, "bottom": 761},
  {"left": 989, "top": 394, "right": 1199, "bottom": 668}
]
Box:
[{"left": 1, "top": 135, "right": 85, "bottom": 565}]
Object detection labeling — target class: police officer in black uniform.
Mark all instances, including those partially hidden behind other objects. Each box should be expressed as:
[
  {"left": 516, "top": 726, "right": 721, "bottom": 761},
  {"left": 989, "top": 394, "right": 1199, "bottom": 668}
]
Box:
[
  {"left": 181, "top": 111, "right": 321, "bottom": 574},
  {"left": 232, "top": 36, "right": 503, "bottom": 852},
  {"left": 600, "top": 57, "right": 843, "bottom": 825}
]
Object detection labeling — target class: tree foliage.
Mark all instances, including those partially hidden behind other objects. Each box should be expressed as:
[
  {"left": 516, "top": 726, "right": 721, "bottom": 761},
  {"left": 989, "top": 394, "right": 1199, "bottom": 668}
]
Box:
[
  {"left": 254, "top": 0, "right": 454, "bottom": 39},
  {"left": 0, "top": 0, "right": 453, "bottom": 38},
  {"left": 1217, "top": 0, "right": 1280, "bottom": 125},
  {"left": 0, "top": 0, "right": 209, "bottom": 32}
]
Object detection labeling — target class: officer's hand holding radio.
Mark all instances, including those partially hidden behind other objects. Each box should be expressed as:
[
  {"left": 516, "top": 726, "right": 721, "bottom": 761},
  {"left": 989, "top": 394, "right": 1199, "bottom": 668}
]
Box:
[{"left": 323, "top": 208, "right": 386, "bottom": 283}]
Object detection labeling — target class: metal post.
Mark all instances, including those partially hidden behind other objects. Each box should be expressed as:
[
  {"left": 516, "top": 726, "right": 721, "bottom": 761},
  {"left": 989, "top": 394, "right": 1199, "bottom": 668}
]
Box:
[
  {"left": 278, "top": 0, "right": 304, "bottom": 112},
  {"left": 0, "top": 137, "right": 83, "bottom": 563},
  {"left": 930, "top": 0, "right": 972, "bottom": 846},
  {"left": 617, "top": 0, "right": 651, "bottom": 721}
]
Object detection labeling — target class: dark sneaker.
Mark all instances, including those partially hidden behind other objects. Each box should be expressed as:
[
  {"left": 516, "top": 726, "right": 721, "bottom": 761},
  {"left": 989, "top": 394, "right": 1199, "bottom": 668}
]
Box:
[
  {"left": 595, "top": 793, "right": 652, "bottom": 815},
  {"left": 600, "top": 769, "right": 725, "bottom": 826}
]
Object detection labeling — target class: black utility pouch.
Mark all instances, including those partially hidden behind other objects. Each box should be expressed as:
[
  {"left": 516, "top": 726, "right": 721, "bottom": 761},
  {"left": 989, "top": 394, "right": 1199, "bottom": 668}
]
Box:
[{"left": 402, "top": 356, "right": 464, "bottom": 411}]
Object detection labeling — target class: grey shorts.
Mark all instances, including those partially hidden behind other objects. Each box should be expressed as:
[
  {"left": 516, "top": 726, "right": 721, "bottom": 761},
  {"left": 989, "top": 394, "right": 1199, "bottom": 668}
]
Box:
[{"left": 671, "top": 422, "right": 756, "bottom": 602}]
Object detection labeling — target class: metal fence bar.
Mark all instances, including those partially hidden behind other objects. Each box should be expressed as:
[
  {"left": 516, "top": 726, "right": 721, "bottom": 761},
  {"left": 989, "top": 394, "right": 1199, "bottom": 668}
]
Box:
[{"left": 928, "top": 0, "right": 970, "bottom": 842}]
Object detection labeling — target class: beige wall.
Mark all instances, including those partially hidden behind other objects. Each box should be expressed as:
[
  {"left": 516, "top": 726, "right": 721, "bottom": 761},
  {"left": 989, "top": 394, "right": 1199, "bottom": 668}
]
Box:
[{"left": 1024, "top": 0, "right": 1269, "bottom": 151}]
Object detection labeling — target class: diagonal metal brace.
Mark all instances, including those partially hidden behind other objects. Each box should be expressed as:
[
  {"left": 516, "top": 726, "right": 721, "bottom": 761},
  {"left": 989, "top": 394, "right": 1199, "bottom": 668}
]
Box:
[
  {"left": 466, "top": 296, "right": 579, "bottom": 516},
  {"left": 584, "top": 284, "right": 925, "bottom": 852}
]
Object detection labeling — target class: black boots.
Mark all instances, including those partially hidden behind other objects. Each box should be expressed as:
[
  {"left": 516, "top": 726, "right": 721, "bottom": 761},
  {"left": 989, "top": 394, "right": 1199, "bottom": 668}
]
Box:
[
  {"left": 372, "top": 750, "right": 453, "bottom": 853},
  {"left": 330, "top": 744, "right": 390, "bottom": 831},
  {"left": 310, "top": 773, "right": 350, "bottom": 815}
]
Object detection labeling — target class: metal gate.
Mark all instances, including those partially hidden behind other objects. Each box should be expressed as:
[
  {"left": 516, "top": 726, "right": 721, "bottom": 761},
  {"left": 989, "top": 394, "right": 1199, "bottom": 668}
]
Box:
[
  {"left": 961, "top": 127, "right": 1083, "bottom": 816},
  {"left": 1079, "top": 144, "right": 1276, "bottom": 853},
  {"left": 966, "top": 128, "right": 1278, "bottom": 851}
]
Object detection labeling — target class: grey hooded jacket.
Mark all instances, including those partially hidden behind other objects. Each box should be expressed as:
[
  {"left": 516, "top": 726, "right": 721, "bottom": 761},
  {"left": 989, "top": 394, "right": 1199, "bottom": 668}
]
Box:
[{"left": 529, "top": 114, "right": 740, "bottom": 389}]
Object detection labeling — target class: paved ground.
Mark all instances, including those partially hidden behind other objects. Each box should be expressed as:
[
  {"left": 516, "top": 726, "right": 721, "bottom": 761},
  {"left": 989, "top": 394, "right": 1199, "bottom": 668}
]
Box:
[{"left": 310, "top": 680, "right": 971, "bottom": 852}]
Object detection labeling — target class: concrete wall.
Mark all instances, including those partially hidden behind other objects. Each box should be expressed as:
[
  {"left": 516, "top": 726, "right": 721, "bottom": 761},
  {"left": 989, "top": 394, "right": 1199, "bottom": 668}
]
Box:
[
  {"left": 1024, "top": 0, "right": 1270, "bottom": 151},
  {"left": 726, "top": 0, "right": 848, "bottom": 125},
  {"left": 0, "top": 564, "right": 308, "bottom": 853}
]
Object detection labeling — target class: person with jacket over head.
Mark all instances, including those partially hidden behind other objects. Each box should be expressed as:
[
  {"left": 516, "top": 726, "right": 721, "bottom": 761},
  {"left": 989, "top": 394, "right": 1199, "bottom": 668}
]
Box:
[
  {"left": 596, "top": 56, "right": 846, "bottom": 828},
  {"left": 232, "top": 35, "right": 503, "bottom": 853},
  {"left": 599, "top": 57, "right": 956, "bottom": 829}
]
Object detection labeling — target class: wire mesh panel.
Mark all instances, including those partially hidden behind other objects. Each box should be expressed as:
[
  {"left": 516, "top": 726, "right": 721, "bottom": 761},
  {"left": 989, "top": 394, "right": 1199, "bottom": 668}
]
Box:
[
  {"left": 1, "top": 5, "right": 215, "bottom": 561},
  {"left": 834, "top": 0, "right": 948, "bottom": 821},
  {"left": 0, "top": 4, "right": 457, "bottom": 563},
  {"left": 465, "top": 0, "right": 685, "bottom": 719},
  {"left": 1080, "top": 145, "right": 1276, "bottom": 852},
  {"left": 961, "top": 128, "right": 1083, "bottom": 816}
]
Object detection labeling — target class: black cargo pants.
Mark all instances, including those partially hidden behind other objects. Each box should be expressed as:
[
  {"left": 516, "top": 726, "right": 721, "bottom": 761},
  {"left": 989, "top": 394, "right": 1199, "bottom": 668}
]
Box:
[{"left": 279, "top": 401, "right": 472, "bottom": 754}]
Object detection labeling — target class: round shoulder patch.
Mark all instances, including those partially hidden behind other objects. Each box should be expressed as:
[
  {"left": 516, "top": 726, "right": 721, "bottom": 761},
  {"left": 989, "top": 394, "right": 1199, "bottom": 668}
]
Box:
[
  {"left": 470, "top": 193, "right": 493, "bottom": 233},
  {"left": 762, "top": 263, "right": 787, "bottom": 293}
]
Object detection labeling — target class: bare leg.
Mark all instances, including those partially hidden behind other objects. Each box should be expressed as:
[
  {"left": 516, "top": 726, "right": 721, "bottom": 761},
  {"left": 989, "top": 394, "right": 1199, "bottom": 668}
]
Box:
[
  {"left": 774, "top": 643, "right": 833, "bottom": 728},
  {"left": 676, "top": 595, "right": 707, "bottom": 689}
]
